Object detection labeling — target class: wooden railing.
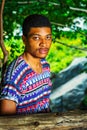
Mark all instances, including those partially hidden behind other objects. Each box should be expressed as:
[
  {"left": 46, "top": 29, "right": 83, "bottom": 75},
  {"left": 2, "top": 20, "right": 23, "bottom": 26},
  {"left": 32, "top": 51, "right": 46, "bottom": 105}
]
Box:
[{"left": 0, "top": 110, "right": 87, "bottom": 130}]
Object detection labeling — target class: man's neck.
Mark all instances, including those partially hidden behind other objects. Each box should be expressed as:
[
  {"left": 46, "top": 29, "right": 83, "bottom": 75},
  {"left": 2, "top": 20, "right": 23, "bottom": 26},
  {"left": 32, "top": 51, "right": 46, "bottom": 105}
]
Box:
[{"left": 22, "top": 52, "right": 42, "bottom": 74}]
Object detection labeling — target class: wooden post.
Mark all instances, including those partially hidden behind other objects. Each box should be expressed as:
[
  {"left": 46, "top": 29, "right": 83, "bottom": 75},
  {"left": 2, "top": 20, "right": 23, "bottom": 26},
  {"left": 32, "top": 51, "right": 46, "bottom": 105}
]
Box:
[{"left": 0, "top": 110, "right": 87, "bottom": 130}]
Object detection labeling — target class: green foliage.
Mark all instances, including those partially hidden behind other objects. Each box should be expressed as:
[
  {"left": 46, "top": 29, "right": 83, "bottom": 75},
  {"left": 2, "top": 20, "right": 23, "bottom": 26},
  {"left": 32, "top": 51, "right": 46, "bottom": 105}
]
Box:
[
  {"left": 47, "top": 31, "right": 87, "bottom": 72},
  {"left": 83, "top": 95, "right": 87, "bottom": 106},
  {"left": 0, "top": 0, "right": 87, "bottom": 39},
  {"left": 0, "top": 38, "right": 24, "bottom": 64}
]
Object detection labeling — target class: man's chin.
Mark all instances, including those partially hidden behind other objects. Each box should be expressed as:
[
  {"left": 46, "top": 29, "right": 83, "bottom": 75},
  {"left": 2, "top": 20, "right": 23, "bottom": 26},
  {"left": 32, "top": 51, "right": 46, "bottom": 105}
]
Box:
[
  {"left": 38, "top": 55, "right": 47, "bottom": 59},
  {"left": 40, "top": 54, "right": 47, "bottom": 59}
]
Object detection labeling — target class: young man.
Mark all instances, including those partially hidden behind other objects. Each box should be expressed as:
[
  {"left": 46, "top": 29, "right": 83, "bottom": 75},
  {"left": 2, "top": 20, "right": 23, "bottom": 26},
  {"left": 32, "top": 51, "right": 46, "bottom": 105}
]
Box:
[{"left": 0, "top": 14, "right": 52, "bottom": 115}]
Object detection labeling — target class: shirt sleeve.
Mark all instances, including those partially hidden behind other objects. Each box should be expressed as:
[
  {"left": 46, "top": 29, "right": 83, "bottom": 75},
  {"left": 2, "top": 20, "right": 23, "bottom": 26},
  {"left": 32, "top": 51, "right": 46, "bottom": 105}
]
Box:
[{"left": 0, "top": 81, "right": 19, "bottom": 104}]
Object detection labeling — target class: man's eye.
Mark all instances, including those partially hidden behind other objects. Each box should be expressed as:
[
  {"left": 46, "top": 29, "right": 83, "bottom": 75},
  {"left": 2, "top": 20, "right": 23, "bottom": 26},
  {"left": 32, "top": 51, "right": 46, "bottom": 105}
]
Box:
[
  {"left": 32, "top": 36, "right": 40, "bottom": 40},
  {"left": 46, "top": 36, "right": 52, "bottom": 40}
]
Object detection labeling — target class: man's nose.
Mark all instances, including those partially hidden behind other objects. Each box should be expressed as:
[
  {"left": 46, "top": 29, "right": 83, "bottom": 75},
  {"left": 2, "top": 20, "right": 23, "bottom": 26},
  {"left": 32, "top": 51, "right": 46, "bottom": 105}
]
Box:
[{"left": 39, "top": 38, "right": 46, "bottom": 47}]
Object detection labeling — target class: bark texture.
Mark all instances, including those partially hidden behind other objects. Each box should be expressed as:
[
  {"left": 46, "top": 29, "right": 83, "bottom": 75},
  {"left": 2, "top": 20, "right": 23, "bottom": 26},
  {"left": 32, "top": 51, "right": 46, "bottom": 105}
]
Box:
[
  {"left": 0, "top": 0, "right": 8, "bottom": 64},
  {"left": 0, "top": 110, "right": 87, "bottom": 130}
]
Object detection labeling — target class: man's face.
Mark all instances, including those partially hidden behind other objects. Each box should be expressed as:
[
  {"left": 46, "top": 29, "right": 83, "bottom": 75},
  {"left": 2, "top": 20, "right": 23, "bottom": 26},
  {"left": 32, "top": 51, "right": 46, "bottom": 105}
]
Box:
[{"left": 23, "top": 27, "right": 52, "bottom": 59}]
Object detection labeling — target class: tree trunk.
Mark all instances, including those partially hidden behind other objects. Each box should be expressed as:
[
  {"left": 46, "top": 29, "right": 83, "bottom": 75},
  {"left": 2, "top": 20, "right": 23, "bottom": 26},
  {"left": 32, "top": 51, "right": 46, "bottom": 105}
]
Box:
[
  {"left": 0, "top": 0, "right": 9, "bottom": 83},
  {"left": 0, "top": 0, "right": 8, "bottom": 64},
  {"left": 0, "top": 110, "right": 87, "bottom": 130}
]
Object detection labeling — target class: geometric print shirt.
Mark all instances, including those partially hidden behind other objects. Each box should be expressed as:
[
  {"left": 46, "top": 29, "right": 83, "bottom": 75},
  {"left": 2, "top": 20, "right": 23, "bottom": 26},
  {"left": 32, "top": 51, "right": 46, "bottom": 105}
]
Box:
[{"left": 0, "top": 56, "right": 52, "bottom": 114}]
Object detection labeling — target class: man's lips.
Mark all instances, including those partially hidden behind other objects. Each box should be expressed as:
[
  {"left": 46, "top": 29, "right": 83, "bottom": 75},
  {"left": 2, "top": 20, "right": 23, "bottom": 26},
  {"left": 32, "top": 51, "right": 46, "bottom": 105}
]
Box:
[{"left": 39, "top": 48, "right": 49, "bottom": 54}]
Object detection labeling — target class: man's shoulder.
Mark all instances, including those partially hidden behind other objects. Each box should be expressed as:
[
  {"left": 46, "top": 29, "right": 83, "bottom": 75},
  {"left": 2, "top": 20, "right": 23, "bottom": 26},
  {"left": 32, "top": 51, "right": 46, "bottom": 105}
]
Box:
[
  {"left": 7, "top": 56, "right": 23, "bottom": 69},
  {"left": 4, "top": 56, "right": 25, "bottom": 81}
]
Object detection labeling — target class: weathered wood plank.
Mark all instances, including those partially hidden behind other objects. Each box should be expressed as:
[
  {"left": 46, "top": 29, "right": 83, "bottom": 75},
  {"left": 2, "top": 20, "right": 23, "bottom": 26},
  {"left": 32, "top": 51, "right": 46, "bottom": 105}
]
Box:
[{"left": 0, "top": 110, "right": 87, "bottom": 130}]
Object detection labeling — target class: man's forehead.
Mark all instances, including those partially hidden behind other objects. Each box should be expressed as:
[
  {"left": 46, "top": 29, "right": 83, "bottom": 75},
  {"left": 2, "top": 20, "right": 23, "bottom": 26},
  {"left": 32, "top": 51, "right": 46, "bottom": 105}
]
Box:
[
  {"left": 29, "top": 27, "right": 51, "bottom": 31},
  {"left": 28, "top": 27, "right": 52, "bottom": 36}
]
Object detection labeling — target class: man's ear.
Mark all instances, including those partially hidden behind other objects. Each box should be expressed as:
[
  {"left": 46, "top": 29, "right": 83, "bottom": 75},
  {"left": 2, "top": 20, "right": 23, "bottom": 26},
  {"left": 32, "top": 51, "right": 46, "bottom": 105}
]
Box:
[{"left": 22, "top": 35, "right": 27, "bottom": 45}]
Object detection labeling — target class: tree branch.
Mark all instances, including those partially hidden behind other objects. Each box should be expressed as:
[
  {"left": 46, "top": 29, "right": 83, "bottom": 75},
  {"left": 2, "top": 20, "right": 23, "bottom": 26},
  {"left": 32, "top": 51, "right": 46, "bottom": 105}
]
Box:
[
  {"left": 51, "top": 22, "right": 65, "bottom": 27},
  {"left": 0, "top": 0, "right": 9, "bottom": 64},
  {"left": 57, "top": 40, "right": 87, "bottom": 51},
  {"left": 70, "top": 6, "right": 87, "bottom": 13},
  {"left": 3, "top": 1, "right": 87, "bottom": 13},
  {"left": 0, "top": 110, "right": 87, "bottom": 130}
]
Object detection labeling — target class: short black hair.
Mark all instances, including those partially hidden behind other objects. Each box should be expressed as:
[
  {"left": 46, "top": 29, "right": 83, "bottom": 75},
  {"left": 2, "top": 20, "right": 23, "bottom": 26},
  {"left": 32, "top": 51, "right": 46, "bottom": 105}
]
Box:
[{"left": 22, "top": 14, "right": 51, "bottom": 37}]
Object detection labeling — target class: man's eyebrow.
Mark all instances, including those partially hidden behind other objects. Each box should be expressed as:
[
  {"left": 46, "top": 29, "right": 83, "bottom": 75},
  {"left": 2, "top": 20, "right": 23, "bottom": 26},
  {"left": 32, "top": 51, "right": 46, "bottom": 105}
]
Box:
[
  {"left": 28, "top": 34, "right": 40, "bottom": 37},
  {"left": 31, "top": 34, "right": 41, "bottom": 36},
  {"left": 29, "top": 34, "right": 52, "bottom": 37}
]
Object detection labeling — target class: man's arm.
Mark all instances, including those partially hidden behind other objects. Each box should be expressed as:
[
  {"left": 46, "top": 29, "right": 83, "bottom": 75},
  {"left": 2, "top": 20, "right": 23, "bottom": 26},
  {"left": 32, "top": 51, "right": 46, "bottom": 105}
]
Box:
[{"left": 0, "top": 99, "right": 16, "bottom": 115}]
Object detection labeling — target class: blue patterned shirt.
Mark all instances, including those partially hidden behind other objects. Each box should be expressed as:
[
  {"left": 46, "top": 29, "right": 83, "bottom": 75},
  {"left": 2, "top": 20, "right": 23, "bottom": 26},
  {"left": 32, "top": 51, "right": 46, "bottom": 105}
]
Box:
[{"left": 0, "top": 56, "right": 52, "bottom": 114}]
